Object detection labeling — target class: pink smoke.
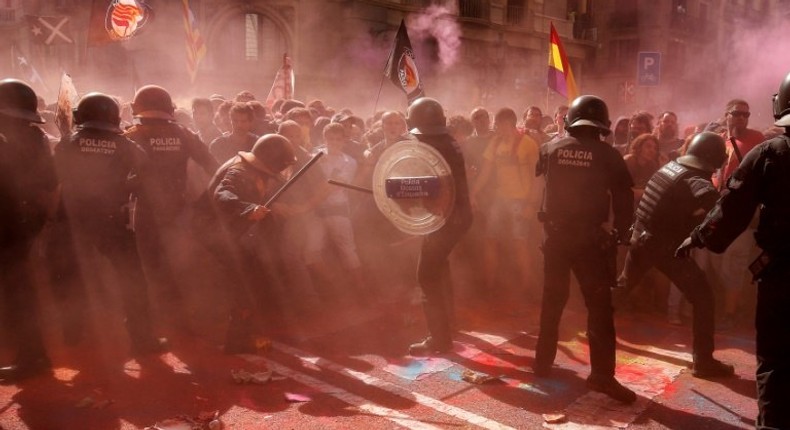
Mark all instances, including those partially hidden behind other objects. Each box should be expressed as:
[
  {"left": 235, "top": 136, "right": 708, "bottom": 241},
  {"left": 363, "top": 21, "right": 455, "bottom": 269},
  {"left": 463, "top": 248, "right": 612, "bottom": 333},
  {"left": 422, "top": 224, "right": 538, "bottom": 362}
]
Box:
[{"left": 407, "top": 3, "right": 462, "bottom": 71}]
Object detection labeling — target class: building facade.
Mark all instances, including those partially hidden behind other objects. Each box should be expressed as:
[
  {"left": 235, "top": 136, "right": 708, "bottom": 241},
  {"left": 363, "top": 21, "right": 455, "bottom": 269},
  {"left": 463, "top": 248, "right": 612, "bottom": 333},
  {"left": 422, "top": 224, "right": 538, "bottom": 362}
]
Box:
[{"left": 0, "top": 0, "right": 782, "bottom": 118}]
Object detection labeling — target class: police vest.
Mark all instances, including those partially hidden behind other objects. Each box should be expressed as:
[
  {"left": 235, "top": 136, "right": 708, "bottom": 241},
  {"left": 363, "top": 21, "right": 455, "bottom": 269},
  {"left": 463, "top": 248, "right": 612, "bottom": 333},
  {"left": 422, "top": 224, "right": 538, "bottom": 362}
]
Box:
[
  {"left": 754, "top": 135, "right": 790, "bottom": 252},
  {"left": 634, "top": 160, "right": 693, "bottom": 233}
]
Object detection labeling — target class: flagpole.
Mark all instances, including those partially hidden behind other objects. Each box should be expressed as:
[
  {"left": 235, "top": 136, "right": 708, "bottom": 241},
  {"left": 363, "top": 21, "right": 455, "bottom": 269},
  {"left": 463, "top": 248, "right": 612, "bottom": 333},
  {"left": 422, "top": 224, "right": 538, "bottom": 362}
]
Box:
[
  {"left": 546, "top": 87, "right": 550, "bottom": 115},
  {"left": 372, "top": 35, "right": 396, "bottom": 118},
  {"left": 372, "top": 74, "right": 387, "bottom": 118}
]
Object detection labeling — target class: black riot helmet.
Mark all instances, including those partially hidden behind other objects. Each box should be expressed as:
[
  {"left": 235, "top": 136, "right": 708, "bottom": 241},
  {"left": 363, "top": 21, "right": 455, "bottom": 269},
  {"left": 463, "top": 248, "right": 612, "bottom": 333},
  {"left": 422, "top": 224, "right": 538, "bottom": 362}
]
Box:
[
  {"left": 676, "top": 132, "right": 727, "bottom": 173},
  {"left": 239, "top": 134, "right": 297, "bottom": 175},
  {"left": 564, "top": 95, "right": 611, "bottom": 136},
  {"left": 0, "top": 79, "right": 44, "bottom": 124},
  {"left": 131, "top": 85, "right": 175, "bottom": 120},
  {"left": 407, "top": 97, "right": 447, "bottom": 136},
  {"left": 74, "top": 92, "right": 122, "bottom": 133},
  {"left": 772, "top": 71, "right": 790, "bottom": 127}
]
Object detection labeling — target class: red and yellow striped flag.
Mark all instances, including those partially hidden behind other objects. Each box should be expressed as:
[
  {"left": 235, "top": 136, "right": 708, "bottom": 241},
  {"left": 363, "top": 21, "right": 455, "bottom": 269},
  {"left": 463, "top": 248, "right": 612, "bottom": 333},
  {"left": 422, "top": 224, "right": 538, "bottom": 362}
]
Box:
[
  {"left": 182, "top": 0, "right": 206, "bottom": 83},
  {"left": 548, "top": 22, "right": 578, "bottom": 103}
]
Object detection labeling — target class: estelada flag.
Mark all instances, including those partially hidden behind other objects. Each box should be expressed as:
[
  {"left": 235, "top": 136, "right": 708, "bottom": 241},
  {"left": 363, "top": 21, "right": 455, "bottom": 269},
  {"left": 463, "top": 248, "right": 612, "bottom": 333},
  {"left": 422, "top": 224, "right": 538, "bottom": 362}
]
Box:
[
  {"left": 384, "top": 19, "right": 424, "bottom": 103},
  {"left": 182, "top": 0, "right": 206, "bottom": 83},
  {"left": 265, "top": 54, "right": 295, "bottom": 110},
  {"left": 548, "top": 22, "right": 579, "bottom": 103}
]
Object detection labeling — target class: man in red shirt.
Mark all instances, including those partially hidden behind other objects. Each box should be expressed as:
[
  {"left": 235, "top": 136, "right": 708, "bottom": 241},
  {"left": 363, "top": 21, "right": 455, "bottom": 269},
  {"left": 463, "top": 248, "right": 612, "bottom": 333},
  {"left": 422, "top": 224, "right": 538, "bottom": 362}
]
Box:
[{"left": 714, "top": 99, "right": 764, "bottom": 330}]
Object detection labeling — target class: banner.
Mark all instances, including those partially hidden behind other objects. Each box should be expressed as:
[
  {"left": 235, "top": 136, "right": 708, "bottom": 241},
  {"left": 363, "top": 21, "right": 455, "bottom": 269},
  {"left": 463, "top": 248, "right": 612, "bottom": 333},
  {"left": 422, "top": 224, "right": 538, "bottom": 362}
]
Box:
[
  {"left": 54, "top": 73, "right": 79, "bottom": 136},
  {"left": 26, "top": 15, "right": 74, "bottom": 45},
  {"left": 88, "top": 0, "right": 152, "bottom": 45},
  {"left": 384, "top": 19, "right": 424, "bottom": 103},
  {"left": 548, "top": 22, "right": 579, "bottom": 103},
  {"left": 182, "top": 0, "right": 206, "bottom": 83},
  {"left": 265, "top": 54, "right": 295, "bottom": 110}
]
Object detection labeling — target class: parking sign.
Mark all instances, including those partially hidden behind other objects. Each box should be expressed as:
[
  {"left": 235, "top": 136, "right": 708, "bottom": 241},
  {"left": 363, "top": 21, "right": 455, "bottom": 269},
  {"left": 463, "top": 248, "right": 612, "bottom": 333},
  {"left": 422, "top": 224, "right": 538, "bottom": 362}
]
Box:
[{"left": 637, "top": 52, "right": 661, "bottom": 86}]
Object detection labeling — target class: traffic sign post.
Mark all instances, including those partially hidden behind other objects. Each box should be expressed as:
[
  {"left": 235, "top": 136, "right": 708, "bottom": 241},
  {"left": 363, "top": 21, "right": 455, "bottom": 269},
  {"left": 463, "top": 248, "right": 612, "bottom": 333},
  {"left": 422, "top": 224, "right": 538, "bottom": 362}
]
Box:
[{"left": 637, "top": 52, "right": 661, "bottom": 86}]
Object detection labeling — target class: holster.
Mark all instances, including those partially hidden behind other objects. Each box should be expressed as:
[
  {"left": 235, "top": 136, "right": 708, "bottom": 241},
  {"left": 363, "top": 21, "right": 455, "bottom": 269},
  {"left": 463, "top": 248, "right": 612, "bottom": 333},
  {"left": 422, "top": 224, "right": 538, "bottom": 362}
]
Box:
[{"left": 749, "top": 251, "right": 782, "bottom": 281}]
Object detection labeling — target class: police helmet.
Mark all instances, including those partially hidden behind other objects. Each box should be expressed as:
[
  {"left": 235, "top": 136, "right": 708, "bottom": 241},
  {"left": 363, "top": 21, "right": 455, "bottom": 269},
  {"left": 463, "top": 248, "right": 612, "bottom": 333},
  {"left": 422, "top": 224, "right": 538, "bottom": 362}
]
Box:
[
  {"left": 0, "top": 79, "right": 44, "bottom": 124},
  {"left": 564, "top": 95, "right": 611, "bottom": 135},
  {"left": 131, "top": 85, "right": 175, "bottom": 120},
  {"left": 239, "top": 134, "right": 297, "bottom": 174},
  {"left": 676, "top": 132, "right": 727, "bottom": 173},
  {"left": 407, "top": 97, "right": 447, "bottom": 136},
  {"left": 74, "top": 93, "right": 122, "bottom": 133},
  {"left": 772, "top": 72, "right": 790, "bottom": 127}
]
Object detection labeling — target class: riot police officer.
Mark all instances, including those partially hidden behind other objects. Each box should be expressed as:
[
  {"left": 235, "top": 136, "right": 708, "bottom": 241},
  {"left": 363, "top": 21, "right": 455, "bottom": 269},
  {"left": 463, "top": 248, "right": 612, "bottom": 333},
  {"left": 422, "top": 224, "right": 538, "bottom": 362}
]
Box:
[
  {"left": 207, "top": 134, "right": 296, "bottom": 354},
  {"left": 677, "top": 72, "right": 790, "bottom": 430},
  {"left": 54, "top": 92, "right": 166, "bottom": 354},
  {"left": 534, "top": 95, "right": 636, "bottom": 403},
  {"left": 406, "top": 97, "right": 473, "bottom": 356},
  {"left": 0, "top": 79, "right": 58, "bottom": 382},
  {"left": 124, "top": 85, "right": 218, "bottom": 302},
  {"left": 618, "top": 132, "right": 734, "bottom": 378}
]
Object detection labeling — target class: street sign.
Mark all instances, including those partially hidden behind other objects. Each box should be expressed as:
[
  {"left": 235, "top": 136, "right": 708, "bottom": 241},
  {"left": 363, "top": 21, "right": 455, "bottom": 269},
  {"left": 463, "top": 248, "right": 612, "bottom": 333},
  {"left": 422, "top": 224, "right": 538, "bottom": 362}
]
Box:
[{"left": 637, "top": 52, "right": 661, "bottom": 86}]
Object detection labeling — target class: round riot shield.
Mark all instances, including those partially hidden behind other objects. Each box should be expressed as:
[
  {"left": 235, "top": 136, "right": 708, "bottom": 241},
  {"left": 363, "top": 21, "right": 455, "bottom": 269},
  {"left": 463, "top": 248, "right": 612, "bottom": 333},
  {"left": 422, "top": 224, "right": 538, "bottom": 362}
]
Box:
[{"left": 372, "top": 140, "right": 455, "bottom": 235}]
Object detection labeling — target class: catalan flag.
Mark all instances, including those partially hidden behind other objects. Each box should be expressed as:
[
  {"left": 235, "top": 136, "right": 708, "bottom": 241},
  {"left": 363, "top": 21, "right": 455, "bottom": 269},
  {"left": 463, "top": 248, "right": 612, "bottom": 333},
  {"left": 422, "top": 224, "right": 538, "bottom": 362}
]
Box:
[
  {"left": 182, "top": 0, "right": 206, "bottom": 83},
  {"left": 548, "top": 22, "right": 578, "bottom": 103}
]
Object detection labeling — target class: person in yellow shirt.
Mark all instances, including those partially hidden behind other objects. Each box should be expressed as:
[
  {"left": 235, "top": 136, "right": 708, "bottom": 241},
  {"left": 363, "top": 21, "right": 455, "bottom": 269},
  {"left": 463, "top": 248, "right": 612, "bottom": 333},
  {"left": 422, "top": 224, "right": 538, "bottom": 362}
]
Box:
[{"left": 470, "top": 107, "right": 541, "bottom": 296}]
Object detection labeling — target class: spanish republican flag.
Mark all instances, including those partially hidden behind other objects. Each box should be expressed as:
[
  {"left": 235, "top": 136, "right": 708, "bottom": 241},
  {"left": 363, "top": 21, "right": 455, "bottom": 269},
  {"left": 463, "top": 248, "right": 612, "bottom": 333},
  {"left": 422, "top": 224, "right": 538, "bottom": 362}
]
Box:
[{"left": 548, "top": 22, "right": 579, "bottom": 103}]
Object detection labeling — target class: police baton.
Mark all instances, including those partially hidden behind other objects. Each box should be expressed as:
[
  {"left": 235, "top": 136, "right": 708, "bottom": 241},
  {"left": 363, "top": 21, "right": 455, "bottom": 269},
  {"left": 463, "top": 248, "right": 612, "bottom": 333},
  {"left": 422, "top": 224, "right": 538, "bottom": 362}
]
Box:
[
  {"left": 327, "top": 179, "right": 373, "bottom": 194},
  {"left": 263, "top": 150, "right": 324, "bottom": 207}
]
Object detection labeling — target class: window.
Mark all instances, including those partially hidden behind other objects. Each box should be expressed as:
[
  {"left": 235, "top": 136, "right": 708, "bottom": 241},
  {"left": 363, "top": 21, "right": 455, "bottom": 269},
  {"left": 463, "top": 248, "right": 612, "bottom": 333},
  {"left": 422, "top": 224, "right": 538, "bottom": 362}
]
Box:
[
  {"left": 506, "top": 0, "right": 525, "bottom": 25},
  {"left": 245, "top": 14, "right": 259, "bottom": 61},
  {"left": 213, "top": 12, "right": 288, "bottom": 69},
  {"left": 458, "top": 0, "right": 488, "bottom": 19},
  {"left": 666, "top": 40, "right": 686, "bottom": 75},
  {"left": 609, "top": 39, "right": 639, "bottom": 72}
]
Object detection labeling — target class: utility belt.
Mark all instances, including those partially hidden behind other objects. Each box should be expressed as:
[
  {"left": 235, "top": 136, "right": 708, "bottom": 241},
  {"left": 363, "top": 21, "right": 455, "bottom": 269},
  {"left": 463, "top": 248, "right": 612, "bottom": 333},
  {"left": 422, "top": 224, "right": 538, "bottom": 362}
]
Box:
[{"left": 749, "top": 249, "right": 789, "bottom": 281}]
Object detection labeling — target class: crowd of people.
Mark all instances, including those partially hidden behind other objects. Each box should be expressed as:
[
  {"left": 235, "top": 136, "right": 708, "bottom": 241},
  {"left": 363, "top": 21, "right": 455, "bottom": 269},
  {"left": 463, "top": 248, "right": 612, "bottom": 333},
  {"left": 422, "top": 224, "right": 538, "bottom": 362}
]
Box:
[{"left": 1, "top": 72, "right": 789, "bottom": 428}]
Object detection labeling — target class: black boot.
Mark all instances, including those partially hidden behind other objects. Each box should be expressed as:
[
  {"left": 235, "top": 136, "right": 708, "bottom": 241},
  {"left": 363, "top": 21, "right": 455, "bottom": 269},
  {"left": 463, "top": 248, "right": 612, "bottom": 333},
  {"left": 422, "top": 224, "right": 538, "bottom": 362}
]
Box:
[
  {"left": 586, "top": 374, "right": 637, "bottom": 404},
  {"left": 408, "top": 336, "right": 452, "bottom": 356},
  {"left": 0, "top": 356, "right": 52, "bottom": 384}
]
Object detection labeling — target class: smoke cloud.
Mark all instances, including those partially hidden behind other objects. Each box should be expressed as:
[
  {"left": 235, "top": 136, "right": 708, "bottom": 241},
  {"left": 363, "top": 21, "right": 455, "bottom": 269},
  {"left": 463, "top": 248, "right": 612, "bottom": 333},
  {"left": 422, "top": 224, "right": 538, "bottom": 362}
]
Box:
[{"left": 407, "top": 2, "right": 462, "bottom": 71}]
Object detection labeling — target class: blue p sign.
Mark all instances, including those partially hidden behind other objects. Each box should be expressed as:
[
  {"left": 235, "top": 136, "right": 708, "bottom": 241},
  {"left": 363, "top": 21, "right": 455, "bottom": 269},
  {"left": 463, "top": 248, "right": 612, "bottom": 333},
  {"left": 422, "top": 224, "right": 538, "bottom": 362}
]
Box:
[{"left": 637, "top": 52, "right": 661, "bottom": 86}]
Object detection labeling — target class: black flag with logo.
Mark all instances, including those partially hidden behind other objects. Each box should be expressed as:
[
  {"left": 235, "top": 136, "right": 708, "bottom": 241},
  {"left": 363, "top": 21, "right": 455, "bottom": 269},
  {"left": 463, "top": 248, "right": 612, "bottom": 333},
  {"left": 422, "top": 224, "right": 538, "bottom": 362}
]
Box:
[{"left": 384, "top": 20, "right": 424, "bottom": 103}]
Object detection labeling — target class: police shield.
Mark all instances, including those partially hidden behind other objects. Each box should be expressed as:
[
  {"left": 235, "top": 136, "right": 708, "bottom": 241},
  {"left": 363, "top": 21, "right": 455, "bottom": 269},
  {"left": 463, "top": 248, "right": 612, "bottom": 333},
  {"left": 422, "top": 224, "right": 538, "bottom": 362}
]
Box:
[{"left": 372, "top": 140, "right": 455, "bottom": 235}]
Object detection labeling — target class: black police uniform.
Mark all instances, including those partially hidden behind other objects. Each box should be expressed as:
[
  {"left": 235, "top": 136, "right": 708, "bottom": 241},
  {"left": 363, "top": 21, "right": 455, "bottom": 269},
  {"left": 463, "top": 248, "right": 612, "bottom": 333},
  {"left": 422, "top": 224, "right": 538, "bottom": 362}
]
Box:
[
  {"left": 125, "top": 119, "right": 218, "bottom": 298},
  {"left": 619, "top": 160, "right": 719, "bottom": 363},
  {"left": 0, "top": 118, "right": 58, "bottom": 379},
  {"left": 54, "top": 125, "right": 163, "bottom": 351},
  {"left": 414, "top": 133, "right": 473, "bottom": 349},
  {"left": 534, "top": 134, "right": 633, "bottom": 381},
  {"left": 688, "top": 134, "right": 790, "bottom": 430},
  {"left": 207, "top": 155, "right": 284, "bottom": 353}
]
